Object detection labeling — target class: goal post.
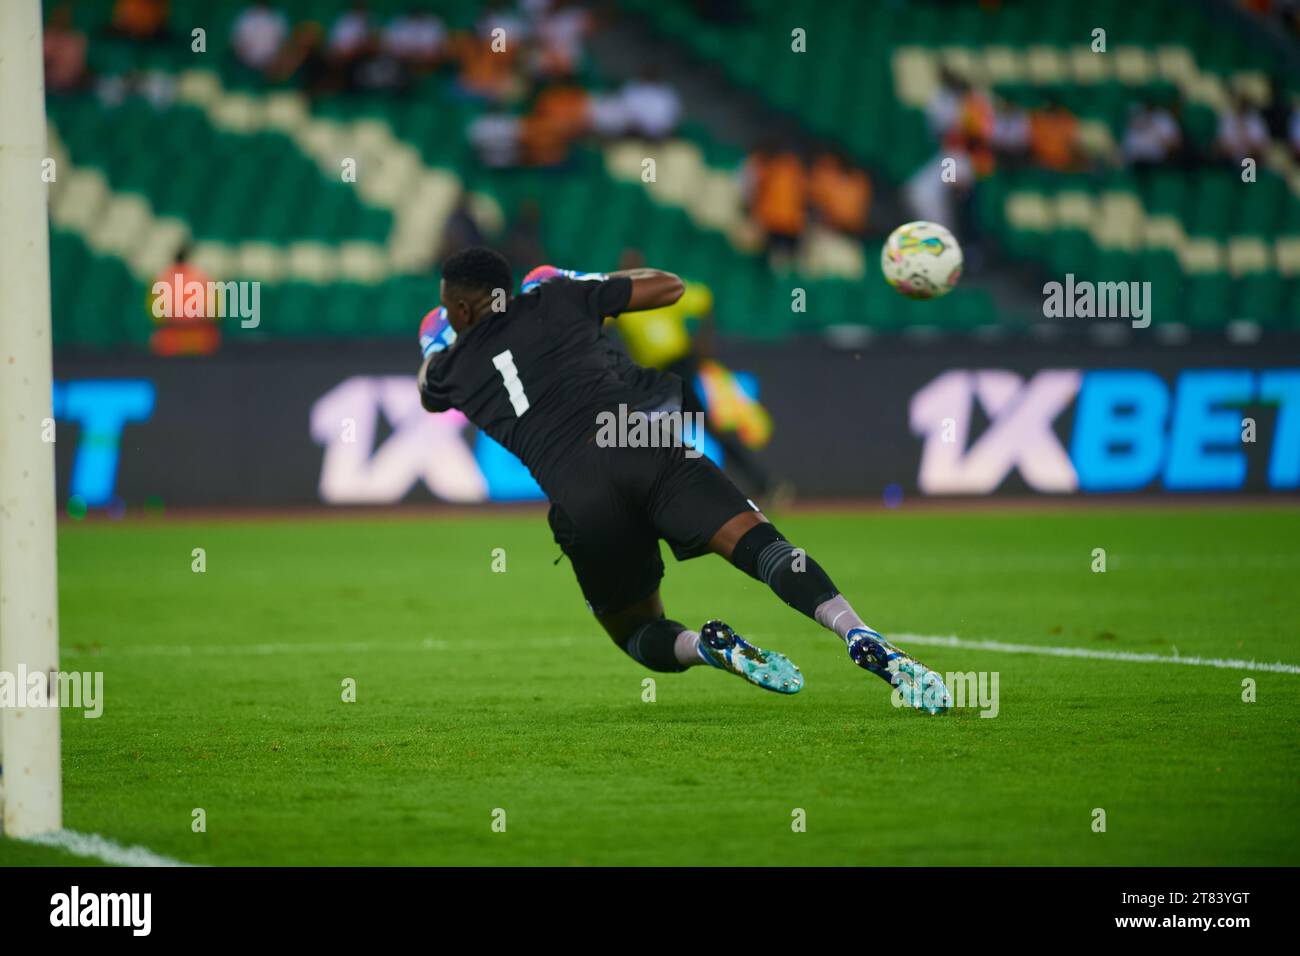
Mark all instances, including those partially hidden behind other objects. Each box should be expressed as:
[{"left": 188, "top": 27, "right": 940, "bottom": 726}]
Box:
[{"left": 0, "top": 0, "right": 63, "bottom": 838}]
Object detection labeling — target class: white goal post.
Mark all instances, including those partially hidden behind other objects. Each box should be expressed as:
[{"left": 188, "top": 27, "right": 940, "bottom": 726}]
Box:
[{"left": 0, "top": 0, "right": 63, "bottom": 838}]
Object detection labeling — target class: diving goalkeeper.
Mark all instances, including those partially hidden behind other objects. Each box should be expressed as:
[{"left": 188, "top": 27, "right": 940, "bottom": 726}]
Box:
[{"left": 417, "top": 247, "right": 950, "bottom": 713}]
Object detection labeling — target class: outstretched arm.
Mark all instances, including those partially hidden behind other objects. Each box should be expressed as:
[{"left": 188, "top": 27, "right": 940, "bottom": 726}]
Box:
[
  {"left": 608, "top": 268, "right": 685, "bottom": 312},
  {"left": 418, "top": 352, "right": 451, "bottom": 412}
]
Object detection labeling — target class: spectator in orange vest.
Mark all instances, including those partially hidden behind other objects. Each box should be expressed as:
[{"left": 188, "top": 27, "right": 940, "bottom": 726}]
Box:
[
  {"left": 109, "top": 0, "right": 170, "bottom": 41},
  {"left": 450, "top": 29, "right": 521, "bottom": 104},
  {"left": 44, "top": 5, "right": 89, "bottom": 93},
  {"left": 519, "top": 82, "right": 590, "bottom": 166},
  {"left": 743, "top": 141, "right": 808, "bottom": 269},
  {"left": 148, "top": 248, "right": 220, "bottom": 357},
  {"left": 1029, "top": 97, "right": 1084, "bottom": 171},
  {"left": 944, "top": 86, "right": 996, "bottom": 177},
  {"left": 810, "top": 148, "right": 872, "bottom": 237}
]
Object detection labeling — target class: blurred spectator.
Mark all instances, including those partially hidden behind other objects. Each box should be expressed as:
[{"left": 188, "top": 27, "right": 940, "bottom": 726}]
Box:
[
  {"left": 231, "top": 3, "right": 289, "bottom": 74},
  {"left": 1028, "top": 97, "right": 1084, "bottom": 171},
  {"left": 382, "top": 10, "right": 447, "bottom": 72},
  {"left": 904, "top": 152, "right": 971, "bottom": 233},
  {"left": 743, "top": 141, "right": 807, "bottom": 269},
  {"left": 1242, "top": 0, "right": 1300, "bottom": 39},
  {"left": 921, "top": 76, "right": 994, "bottom": 262},
  {"left": 990, "top": 95, "right": 1030, "bottom": 167},
  {"left": 469, "top": 112, "right": 523, "bottom": 167},
  {"left": 109, "top": 0, "right": 170, "bottom": 42},
  {"left": 570, "top": 72, "right": 669, "bottom": 144},
  {"left": 269, "top": 22, "right": 335, "bottom": 96},
  {"left": 325, "top": 3, "right": 411, "bottom": 94},
  {"left": 1122, "top": 98, "right": 1183, "bottom": 169},
  {"left": 944, "top": 84, "right": 995, "bottom": 177},
  {"left": 328, "top": 3, "right": 372, "bottom": 63},
  {"left": 925, "top": 69, "right": 966, "bottom": 141},
  {"left": 478, "top": 0, "right": 530, "bottom": 48},
  {"left": 530, "top": 0, "right": 591, "bottom": 80},
  {"left": 450, "top": 27, "right": 522, "bottom": 103},
  {"left": 1290, "top": 104, "right": 1300, "bottom": 160},
  {"left": 95, "top": 68, "right": 176, "bottom": 109},
  {"left": 809, "top": 149, "right": 871, "bottom": 236},
  {"left": 1215, "top": 93, "right": 1269, "bottom": 165},
  {"left": 519, "top": 82, "right": 590, "bottom": 165},
  {"left": 588, "top": 87, "right": 628, "bottom": 137},
  {"left": 925, "top": 70, "right": 996, "bottom": 178},
  {"left": 148, "top": 247, "right": 219, "bottom": 358},
  {"left": 619, "top": 68, "right": 683, "bottom": 140},
  {"left": 351, "top": 49, "right": 407, "bottom": 93},
  {"left": 44, "top": 5, "right": 89, "bottom": 93}
]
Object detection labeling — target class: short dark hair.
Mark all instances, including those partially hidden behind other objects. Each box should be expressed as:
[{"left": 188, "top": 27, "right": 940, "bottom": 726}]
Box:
[{"left": 441, "top": 246, "right": 512, "bottom": 299}]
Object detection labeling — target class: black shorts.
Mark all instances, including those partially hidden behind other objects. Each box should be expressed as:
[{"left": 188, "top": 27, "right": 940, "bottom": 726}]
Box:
[{"left": 545, "top": 443, "right": 757, "bottom": 616}]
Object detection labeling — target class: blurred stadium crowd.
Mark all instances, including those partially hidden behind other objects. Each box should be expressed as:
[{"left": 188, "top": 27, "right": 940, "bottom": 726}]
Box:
[{"left": 37, "top": 0, "right": 1300, "bottom": 354}]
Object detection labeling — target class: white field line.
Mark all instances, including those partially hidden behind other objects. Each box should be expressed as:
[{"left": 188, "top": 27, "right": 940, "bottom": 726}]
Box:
[
  {"left": 62, "top": 633, "right": 1300, "bottom": 674},
  {"left": 895, "top": 634, "right": 1300, "bottom": 675},
  {"left": 60, "top": 636, "right": 575, "bottom": 657},
  {"left": 17, "top": 829, "right": 194, "bottom": 867}
]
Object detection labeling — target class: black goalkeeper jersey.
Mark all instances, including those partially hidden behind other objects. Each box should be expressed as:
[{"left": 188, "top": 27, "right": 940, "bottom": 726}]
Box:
[{"left": 419, "top": 276, "right": 683, "bottom": 494}]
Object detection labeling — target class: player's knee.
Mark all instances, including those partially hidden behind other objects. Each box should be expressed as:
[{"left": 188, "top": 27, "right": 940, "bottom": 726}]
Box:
[
  {"left": 730, "top": 520, "right": 787, "bottom": 579},
  {"left": 620, "top": 618, "right": 688, "bottom": 673},
  {"left": 730, "top": 522, "right": 838, "bottom": 618},
  {"left": 601, "top": 619, "right": 640, "bottom": 651}
]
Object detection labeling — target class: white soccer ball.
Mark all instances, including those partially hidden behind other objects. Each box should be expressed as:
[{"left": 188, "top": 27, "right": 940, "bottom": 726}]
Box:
[{"left": 881, "top": 220, "right": 963, "bottom": 300}]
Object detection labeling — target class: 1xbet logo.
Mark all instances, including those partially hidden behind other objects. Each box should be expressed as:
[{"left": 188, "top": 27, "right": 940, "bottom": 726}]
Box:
[{"left": 911, "top": 368, "right": 1300, "bottom": 494}]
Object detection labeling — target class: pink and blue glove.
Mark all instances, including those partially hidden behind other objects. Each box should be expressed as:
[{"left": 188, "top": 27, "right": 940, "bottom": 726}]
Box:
[
  {"left": 418, "top": 305, "right": 456, "bottom": 359},
  {"left": 521, "top": 264, "right": 608, "bottom": 294}
]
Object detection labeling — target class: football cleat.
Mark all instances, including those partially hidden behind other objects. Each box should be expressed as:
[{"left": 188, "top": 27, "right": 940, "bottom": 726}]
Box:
[
  {"left": 697, "top": 620, "right": 803, "bottom": 694},
  {"left": 846, "top": 627, "right": 950, "bottom": 715}
]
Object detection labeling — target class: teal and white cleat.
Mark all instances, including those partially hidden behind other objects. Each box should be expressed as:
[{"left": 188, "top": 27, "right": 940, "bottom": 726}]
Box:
[
  {"left": 846, "top": 627, "right": 950, "bottom": 715},
  {"left": 698, "top": 620, "right": 803, "bottom": 694}
]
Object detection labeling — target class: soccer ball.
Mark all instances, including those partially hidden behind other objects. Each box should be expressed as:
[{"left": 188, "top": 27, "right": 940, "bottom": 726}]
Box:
[{"left": 881, "top": 221, "right": 963, "bottom": 300}]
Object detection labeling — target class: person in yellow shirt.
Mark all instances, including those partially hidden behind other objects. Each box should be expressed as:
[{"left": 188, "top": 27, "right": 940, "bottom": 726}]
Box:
[
  {"left": 611, "top": 250, "right": 787, "bottom": 503},
  {"left": 616, "top": 279, "right": 706, "bottom": 369}
]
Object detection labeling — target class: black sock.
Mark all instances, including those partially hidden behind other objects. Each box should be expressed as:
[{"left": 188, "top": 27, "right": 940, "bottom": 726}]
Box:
[
  {"left": 730, "top": 522, "right": 839, "bottom": 619},
  {"left": 623, "top": 618, "right": 689, "bottom": 673}
]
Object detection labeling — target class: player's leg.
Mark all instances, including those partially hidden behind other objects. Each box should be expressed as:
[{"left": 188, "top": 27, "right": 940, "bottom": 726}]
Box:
[
  {"left": 645, "top": 447, "right": 947, "bottom": 712},
  {"left": 596, "top": 590, "right": 802, "bottom": 693},
  {"left": 595, "top": 589, "right": 701, "bottom": 673},
  {"left": 710, "top": 510, "right": 951, "bottom": 714},
  {"left": 550, "top": 487, "right": 800, "bottom": 692}
]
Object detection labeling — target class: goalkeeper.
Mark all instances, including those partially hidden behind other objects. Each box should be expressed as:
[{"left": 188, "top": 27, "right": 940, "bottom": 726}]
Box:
[{"left": 414, "top": 247, "right": 950, "bottom": 714}]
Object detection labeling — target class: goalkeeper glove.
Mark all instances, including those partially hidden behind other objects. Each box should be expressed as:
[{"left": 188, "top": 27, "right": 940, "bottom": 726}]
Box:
[
  {"left": 418, "top": 306, "right": 457, "bottom": 359},
  {"left": 520, "top": 264, "right": 609, "bottom": 294}
]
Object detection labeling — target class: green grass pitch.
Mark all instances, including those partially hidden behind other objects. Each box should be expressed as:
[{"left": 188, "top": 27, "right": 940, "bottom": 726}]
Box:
[{"left": 2, "top": 505, "right": 1298, "bottom": 866}]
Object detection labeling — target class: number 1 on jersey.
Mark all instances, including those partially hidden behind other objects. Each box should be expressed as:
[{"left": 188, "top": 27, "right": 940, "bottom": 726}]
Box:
[{"left": 492, "top": 349, "right": 530, "bottom": 416}]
